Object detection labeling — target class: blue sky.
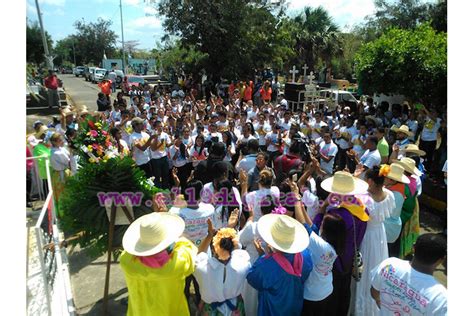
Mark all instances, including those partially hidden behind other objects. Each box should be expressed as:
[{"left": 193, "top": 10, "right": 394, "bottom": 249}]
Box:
[{"left": 26, "top": 0, "right": 433, "bottom": 50}]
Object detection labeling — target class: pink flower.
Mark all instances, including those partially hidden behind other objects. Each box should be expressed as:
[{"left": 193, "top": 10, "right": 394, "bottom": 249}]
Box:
[
  {"left": 272, "top": 205, "right": 287, "bottom": 215},
  {"left": 102, "top": 130, "right": 108, "bottom": 136},
  {"left": 90, "top": 130, "right": 98, "bottom": 137},
  {"left": 92, "top": 143, "right": 99, "bottom": 150}
]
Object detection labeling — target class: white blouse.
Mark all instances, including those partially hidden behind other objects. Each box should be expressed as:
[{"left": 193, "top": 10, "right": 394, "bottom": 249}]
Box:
[
  {"left": 50, "top": 147, "right": 70, "bottom": 171},
  {"left": 194, "top": 249, "right": 251, "bottom": 315}
]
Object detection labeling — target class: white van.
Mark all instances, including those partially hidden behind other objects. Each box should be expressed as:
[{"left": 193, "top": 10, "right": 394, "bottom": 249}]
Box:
[{"left": 92, "top": 68, "right": 107, "bottom": 83}]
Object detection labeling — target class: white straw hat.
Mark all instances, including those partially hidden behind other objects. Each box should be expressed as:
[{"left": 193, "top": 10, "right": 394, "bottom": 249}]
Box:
[
  {"left": 403, "top": 144, "right": 426, "bottom": 156},
  {"left": 391, "top": 125, "right": 413, "bottom": 137},
  {"left": 393, "top": 157, "right": 422, "bottom": 176},
  {"left": 257, "top": 214, "right": 309, "bottom": 254},
  {"left": 122, "top": 213, "right": 185, "bottom": 257},
  {"left": 321, "top": 171, "right": 369, "bottom": 195},
  {"left": 386, "top": 163, "right": 410, "bottom": 184}
]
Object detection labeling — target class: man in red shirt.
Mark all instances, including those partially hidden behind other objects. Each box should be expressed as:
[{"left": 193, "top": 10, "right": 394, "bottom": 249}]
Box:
[
  {"left": 98, "top": 79, "right": 113, "bottom": 97},
  {"left": 44, "top": 70, "right": 59, "bottom": 108},
  {"left": 274, "top": 140, "right": 303, "bottom": 184}
]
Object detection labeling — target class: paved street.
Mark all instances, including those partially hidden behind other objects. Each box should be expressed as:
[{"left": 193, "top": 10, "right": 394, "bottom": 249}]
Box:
[{"left": 26, "top": 75, "right": 446, "bottom": 314}]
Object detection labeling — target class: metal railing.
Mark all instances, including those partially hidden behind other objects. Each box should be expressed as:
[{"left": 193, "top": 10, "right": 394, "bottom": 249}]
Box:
[{"left": 27, "top": 155, "right": 75, "bottom": 316}]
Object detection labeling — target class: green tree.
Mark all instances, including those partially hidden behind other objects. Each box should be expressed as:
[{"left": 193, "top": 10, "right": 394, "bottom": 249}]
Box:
[
  {"left": 53, "top": 36, "right": 77, "bottom": 66},
  {"left": 355, "top": 24, "right": 447, "bottom": 106},
  {"left": 27, "top": 20, "right": 53, "bottom": 65},
  {"left": 154, "top": 0, "right": 287, "bottom": 79},
  {"left": 73, "top": 18, "right": 118, "bottom": 65},
  {"left": 292, "top": 6, "right": 343, "bottom": 74},
  {"left": 331, "top": 32, "right": 364, "bottom": 80}
]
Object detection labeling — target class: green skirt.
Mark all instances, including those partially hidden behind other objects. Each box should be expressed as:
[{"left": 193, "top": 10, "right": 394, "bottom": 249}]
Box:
[{"left": 201, "top": 296, "right": 245, "bottom": 316}]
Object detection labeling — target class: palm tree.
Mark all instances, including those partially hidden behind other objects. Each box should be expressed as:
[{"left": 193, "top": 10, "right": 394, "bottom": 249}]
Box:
[{"left": 293, "top": 6, "right": 343, "bottom": 76}]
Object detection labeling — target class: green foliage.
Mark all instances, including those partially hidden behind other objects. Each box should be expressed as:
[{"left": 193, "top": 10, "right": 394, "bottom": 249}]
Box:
[
  {"left": 159, "top": 42, "right": 209, "bottom": 76},
  {"left": 72, "top": 18, "right": 118, "bottom": 65},
  {"left": 53, "top": 36, "right": 77, "bottom": 66},
  {"left": 27, "top": 21, "right": 53, "bottom": 66},
  {"left": 60, "top": 156, "right": 160, "bottom": 257},
  {"left": 155, "top": 0, "right": 288, "bottom": 78},
  {"left": 355, "top": 24, "right": 447, "bottom": 106}
]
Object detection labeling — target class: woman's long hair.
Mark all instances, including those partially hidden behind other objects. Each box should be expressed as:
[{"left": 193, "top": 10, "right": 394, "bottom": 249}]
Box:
[
  {"left": 216, "top": 179, "right": 236, "bottom": 225},
  {"left": 194, "top": 134, "right": 205, "bottom": 156},
  {"left": 320, "top": 213, "right": 346, "bottom": 257}
]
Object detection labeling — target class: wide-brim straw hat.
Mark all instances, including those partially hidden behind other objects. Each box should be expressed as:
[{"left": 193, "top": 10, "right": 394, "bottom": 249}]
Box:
[
  {"left": 391, "top": 124, "right": 413, "bottom": 137},
  {"left": 122, "top": 213, "right": 185, "bottom": 257},
  {"left": 257, "top": 214, "right": 309, "bottom": 254},
  {"left": 35, "top": 125, "right": 49, "bottom": 139},
  {"left": 403, "top": 144, "right": 426, "bottom": 156},
  {"left": 62, "top": 108, "right": 75, "bottom": 117},
  {"left": 393, "top": 157, "right": 422, "bottom": 176},
  {"left": 386, "top": 163, "right": 411, "bottom": 184},
  {"left": 321, "top": 171, "right": 369, "bottom": 195}
]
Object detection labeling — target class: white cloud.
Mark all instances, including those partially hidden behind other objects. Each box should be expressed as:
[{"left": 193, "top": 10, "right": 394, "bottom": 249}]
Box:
[
  {"left": 127, "top": 16, "right": 162, "bottom": 29},
  {"left": 143, "top": 5, "right": 157, "bottom": 15},
  {"left": 27, "top": 2, "right": 36, "bottom": 15},
  {"left": 287, "top": 0, "right": 375, "bottom": 28}
]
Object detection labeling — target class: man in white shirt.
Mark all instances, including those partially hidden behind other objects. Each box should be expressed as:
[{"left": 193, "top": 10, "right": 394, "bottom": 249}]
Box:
[
  {"left": 236, "top": 139, "right": 259, "bottom": 173},
  {"left": 371, "top": 233, "right": 447, "bottom": 316},
  {"left": 419, "top": 107, "right": 442, "bottom": 172},
  {"left": 350, "top": 135, "right": 381, "bottom": 179},
  {"left": 129, "top": 117, "right": 156, "bottom": 178},
  {"left": 107, "top": 70, "right": 117, "bottom": 93},
  {"left": 150, "top": 120, "right": 172, "bottom": 189},
  {"left": 318, "top": 131, "right": 338, "bottom": 175},
  {"left": 253, "top": 113, "right": 272, "bottom": 151},
  {"left": 279, "top": 110, "right": 293, "bottom": 133},
  {"left": 335, "top": 116, "right": 357, "bottom": 171}
]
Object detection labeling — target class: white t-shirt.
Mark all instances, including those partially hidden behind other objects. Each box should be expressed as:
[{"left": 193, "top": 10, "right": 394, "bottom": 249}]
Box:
[
  {"left": 421, "top": 118, "right": 441, "bottom": 142},
  {"left": 336, "top": 125, "right": 357, "bottom": 149},
  {"left": 371, "top": 257, "right": 447, "bottom": 316},
  {"left": 351, "top": 134, "right": 367, "bottom": 158},
  {"left": 238, "top": 134, "right": 257, "bottom": 144},
  {"left": 244, "top": 187, "right": 280, "bottom": 220},
  {"left": 279, "top": 119, "right": 292, "bottom": 132},
  {"left": 236, "top": 154, "right": 257, "bottom": 173},
  {"left": 302, "top": 190, "right": 319, "bottom": 222},
  {"left": 265, "top": 132, "right": 280, "bottom": 152},
  {"left": 168, "top": 145, "right": 188, "bottom": 168},
  {"left": 150, "top": 133, "right": 171, "bottom": 159},
  {"left": 129, "top": 131, "right": 151, "bottom": 166},
  {"left": 168, "top": 203, "right": 215, "bottom": 246},
  {"left": 360, "top": 149, "right": 382, "bottom": 177},
  {"left": 253, "top": 122, "right": 272, "bottom": 146},
  {"left": 304, "top": 232, "right": 337, "bottom": 301},
  {"left": 319, "top": 141, "right": 338, "bottom": 175},
  {"left": 310, "top": 120, "right": 328, "bottom": 140}
]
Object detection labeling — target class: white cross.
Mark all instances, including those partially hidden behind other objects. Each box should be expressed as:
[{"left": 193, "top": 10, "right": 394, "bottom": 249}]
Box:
[
  {"left": 308, "top": 71, "right": 315, "bottom": 85},
  {"left": 289, "top": 65, "right": 299, "bottom": 83},
  {"left": 302, "top": 64, "right": 309, "bottom": 79}
]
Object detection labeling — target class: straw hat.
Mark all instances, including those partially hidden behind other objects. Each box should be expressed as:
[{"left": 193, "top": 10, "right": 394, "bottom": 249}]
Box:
[
  {"left": 35, "top": 125, "right": 49, "bottom": 139},
  {"left": 393, "top": 157, "right": 422, "bottom": 176},
  {"left": 391, "top": 125, "right": 413, "bottom": 137},
  {"left": 257, "top": 214, "right": 309, "bottom": 254},
  {"left": 385, "top": 163, "right": 410, "bottom": 184},
  {"left": 122, "top": 213, "right": 185, "bottom": 257},
  {"left": 403, "top": 144, "right": 426, "bottom": 156},
  {"left": 62, "top": 108, "right": 75, "bottom": 117},
  {"left": 78, "top": 108, "right": 90, "bottom": 116},
  {"left": 321, "top": 171, "right": 369, "bottom": 195}
]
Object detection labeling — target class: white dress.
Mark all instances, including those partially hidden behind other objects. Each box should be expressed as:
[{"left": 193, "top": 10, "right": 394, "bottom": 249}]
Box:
[{"left": 354, "top": 188, "right": 395, "bottom": 316}]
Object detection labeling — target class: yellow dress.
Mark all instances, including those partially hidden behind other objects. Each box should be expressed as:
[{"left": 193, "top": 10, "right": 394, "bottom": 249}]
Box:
[{"left": 119, "top": 237, "right": 198, "bottom": 316}]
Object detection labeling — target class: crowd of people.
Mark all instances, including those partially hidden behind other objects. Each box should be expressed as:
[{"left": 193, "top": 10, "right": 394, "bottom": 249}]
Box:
[{"left": 26, "top": 77, "right": 447, "bottom": 315}]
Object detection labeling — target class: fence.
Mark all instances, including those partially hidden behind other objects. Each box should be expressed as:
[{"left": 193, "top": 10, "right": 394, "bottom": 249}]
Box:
[{"left": 27, "top": 155, "right": 75, "bottom": 316}]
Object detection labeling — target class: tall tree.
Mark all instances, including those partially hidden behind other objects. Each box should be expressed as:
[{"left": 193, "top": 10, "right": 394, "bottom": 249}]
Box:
[
  {"left": 73, "top": 18, "right": 118, "bottom": 65},
  {"left": 355, "top": 24, "right": 447, "bottom": 107},
  {"left": 154, "top": 0, "right": 287, "bottom": 79},
  {"left": 27, "top": 21, "right": 53, "bottom": 66},
  {"left": 54, "top": 36, "right": 77, "bottom": 66},
  {"left": 292, "top": 6, "right": 343, "bottom": 74}
]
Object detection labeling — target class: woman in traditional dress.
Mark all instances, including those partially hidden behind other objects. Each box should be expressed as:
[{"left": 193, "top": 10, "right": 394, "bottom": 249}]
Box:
[
  {"left": 49, "top": 132, "right": 71, "bottom": 217},
  {"left": 393, "top": 157, "right": 422, "bottom": 258},
  {"left": 354, "top": 165, "right": 396, "bottom": 316},
  {"left": 194, "top": 219, "right": 251, "bottom": 316}
]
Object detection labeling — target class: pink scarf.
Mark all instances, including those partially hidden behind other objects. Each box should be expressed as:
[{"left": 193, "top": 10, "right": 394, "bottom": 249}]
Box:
[
  {"left": 137, "top": 250, "right": 171, "bottom": 268},
  {"left": 408, "top": 177, "right": 417, "bottom": 196},
  {"left": 266, "top": 252, "right": 303, "bottom": 277}
]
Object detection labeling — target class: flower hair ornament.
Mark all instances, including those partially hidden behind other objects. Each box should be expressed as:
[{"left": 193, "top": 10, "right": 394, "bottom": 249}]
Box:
[
  {"left": 212, "top": 228, "right": 239, "bottom": 261},
  {"left": 272, "top": 205, "right": 288, "bottom": 215},
  {"left": 379, "top": 164, "right": 391, "bottom": 177}
]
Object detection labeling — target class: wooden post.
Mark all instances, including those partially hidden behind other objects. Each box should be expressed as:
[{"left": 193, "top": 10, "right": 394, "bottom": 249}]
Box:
[{"left": 102, "top": 204, "right": 116, "bottom": 316}]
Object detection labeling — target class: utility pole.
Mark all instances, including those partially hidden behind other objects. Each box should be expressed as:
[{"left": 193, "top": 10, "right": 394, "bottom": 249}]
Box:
[
  {"left": 72, "top": 40, "right": 77, "bottom": 66},
  {"left": 34, "top": 0, "right": 54, "bottom": 69},
  {"left": 119, "top": 0, "right": 127, "bottom": 73}
]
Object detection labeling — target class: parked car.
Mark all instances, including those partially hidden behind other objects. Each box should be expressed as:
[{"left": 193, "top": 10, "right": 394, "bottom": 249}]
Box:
[
  {"left": 92, "top": 68, "right": 107, "bottom": 83},
  {"left": 84, "top": 67, "right": 96, "bottom": 81},
  {"left": 122, "top": 75, "right": 145, "bottom": 94},
  {"left": 74, "top": 66, "right": 85, "bottom": 77},
  {"left": 111, "top": 69, "right": 125, "bottom": 84},
  {"left": 61, "top": 67, "right": 73, "bottom": 74}
]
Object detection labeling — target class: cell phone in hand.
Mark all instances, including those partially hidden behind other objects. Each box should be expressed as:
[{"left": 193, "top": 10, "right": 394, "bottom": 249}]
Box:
[{"left": 292, "top": 174, "right": 298, "bottom": 182}]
